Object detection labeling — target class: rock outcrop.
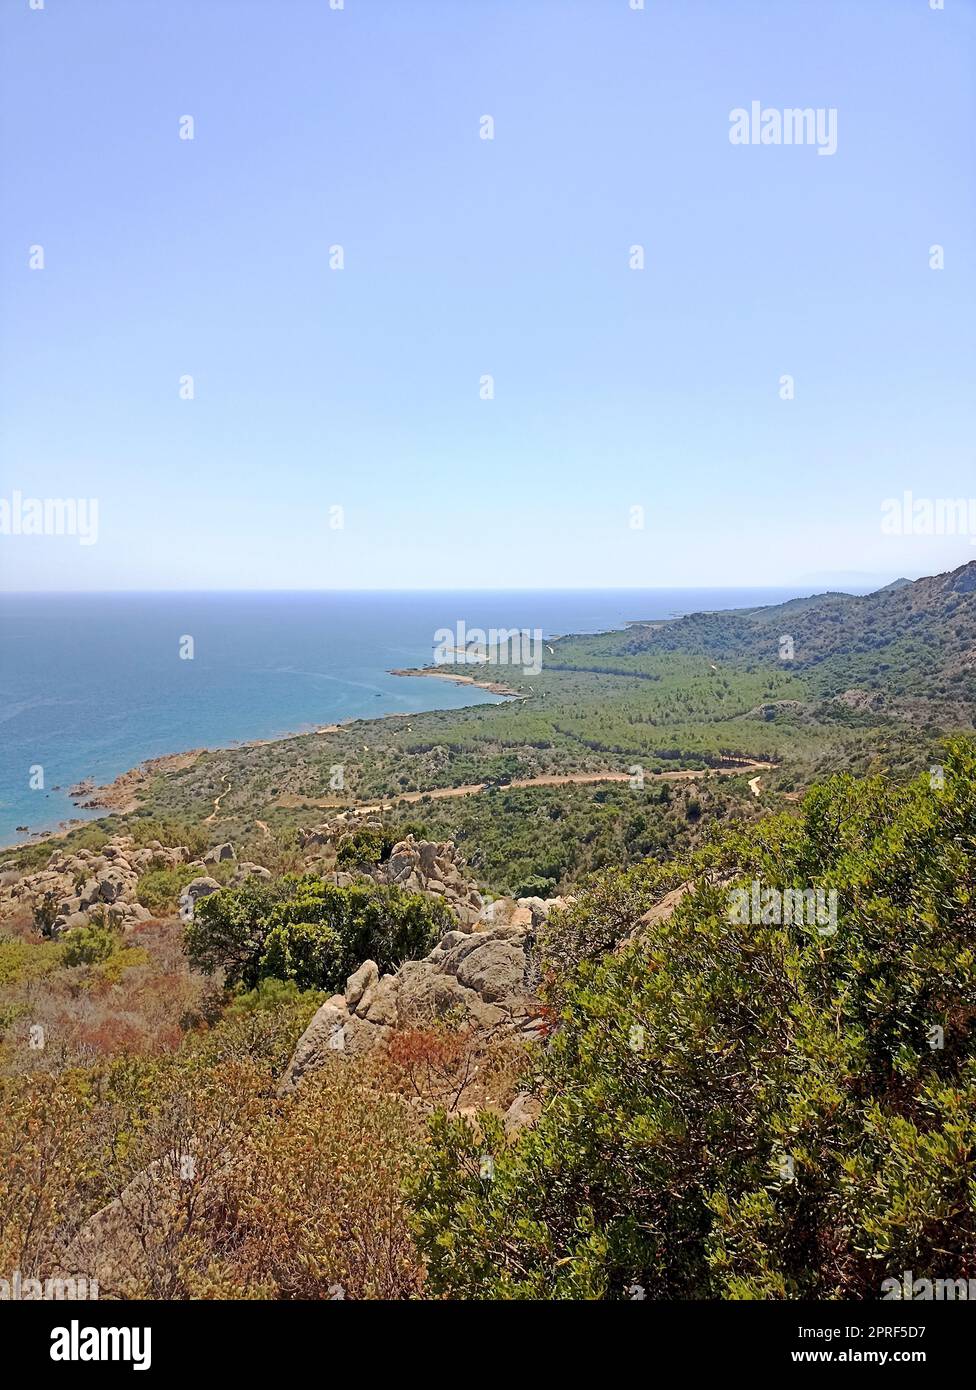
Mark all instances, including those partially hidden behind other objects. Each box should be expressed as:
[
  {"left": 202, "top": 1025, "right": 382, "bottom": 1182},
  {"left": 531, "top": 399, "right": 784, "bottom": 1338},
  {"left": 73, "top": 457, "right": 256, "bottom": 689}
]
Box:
[
  {"left": 278, "top": 891, "right": 570, "bottom": 1094},
  {"left": 0, "top": 835, "right": 267, "bottom": 935},
  {"left": 373, "top": 836, "right": 485, "bottom": 925},
  {"left": 231, "top": 861, "right": 272, "bottom": 886},
  {"left": 503, "top": 1092, "right": 542, "bottom": 1135},
  {"left": 298, "top": 820, "right": 489, "bottom": 927},
  {"left": 0, "top": 835, "right": 191, "bottom": 936},
  {"left": 203, "top": 842, "right": 236, "bottom": 864}
]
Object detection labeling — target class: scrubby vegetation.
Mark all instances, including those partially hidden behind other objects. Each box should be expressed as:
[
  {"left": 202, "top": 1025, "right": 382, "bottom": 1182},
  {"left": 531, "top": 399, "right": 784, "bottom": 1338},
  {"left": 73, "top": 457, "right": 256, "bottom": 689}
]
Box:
[
  {"left": 410, "top": 740, "right": 976, "bottom": 1299},
  {"left": 378, "top": 778, "right": 766, "bottom": 898},
  {"left": 135, "top": 858, "right": 234, "bottom": 915},
  {"left": 2, "top": 569, "right": 975, "bottom": 1301},
  {"left": 335, "top": 824, "right": 402, "bottom": 870},
  {"left": 185, "top": 875, "right": 453, "bottom": 994},
  {"left": 4, "top": 740, "right": 975, "bottom": 1299}
]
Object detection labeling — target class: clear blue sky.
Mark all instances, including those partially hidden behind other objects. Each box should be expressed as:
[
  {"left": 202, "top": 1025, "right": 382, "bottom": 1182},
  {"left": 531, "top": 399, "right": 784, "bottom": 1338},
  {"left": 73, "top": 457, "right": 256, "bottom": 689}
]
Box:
[{"left": 1, "top": 0, "right": 974, "bottom": 591}]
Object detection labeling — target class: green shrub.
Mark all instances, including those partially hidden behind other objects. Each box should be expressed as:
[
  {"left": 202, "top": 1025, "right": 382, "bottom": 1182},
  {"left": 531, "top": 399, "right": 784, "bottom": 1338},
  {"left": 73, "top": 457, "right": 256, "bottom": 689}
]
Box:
[
  {"left": 336, "top": 826, "right": 397, "bottom": 870},
  {"left": 62, "top": 923, "right": 120, "bottom": 968},
  {"left": 259, "top": 921, "right": 344, "bottom": 993},
  {"left": 0, "top": 935, "right": 65, "bottom": 988},
  {"left": 135, "top": 864, "right": 200, "bottom": 915},
  {"left": 411, "top": 739, "right": 976, "bottom": 1300},
  {"left": 184, "top": 878, "right": 291, "bottom": 985},
  {"left": 185, "top": 875, "right": 451, "bottom": 994},
  {"left": 226, "top": 978, "right": 325, "bottom": 1016}
]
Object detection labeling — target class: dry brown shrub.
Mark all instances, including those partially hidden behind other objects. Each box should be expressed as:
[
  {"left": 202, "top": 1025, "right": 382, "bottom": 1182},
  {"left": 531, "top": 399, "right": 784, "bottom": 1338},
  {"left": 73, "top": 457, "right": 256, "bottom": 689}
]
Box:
[
  {"left": 0, "top": 1071, "right": 97, "bottom": 1279},
  {"left": 193, "top": 1058, "right": 426, "bottom": 1300},
  {"left": 382, "top": 1019, "right": 534, "bottom": 1116},
  {"left": 2, "top": 916, "right": 209, "bottom": 1074}
]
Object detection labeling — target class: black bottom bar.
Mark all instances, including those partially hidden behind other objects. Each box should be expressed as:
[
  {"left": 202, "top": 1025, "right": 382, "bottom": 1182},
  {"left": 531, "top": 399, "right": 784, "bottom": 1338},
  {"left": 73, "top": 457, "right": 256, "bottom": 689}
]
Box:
[{"left": 4, "top": 1298, "right": 969, "bottom": 1375}]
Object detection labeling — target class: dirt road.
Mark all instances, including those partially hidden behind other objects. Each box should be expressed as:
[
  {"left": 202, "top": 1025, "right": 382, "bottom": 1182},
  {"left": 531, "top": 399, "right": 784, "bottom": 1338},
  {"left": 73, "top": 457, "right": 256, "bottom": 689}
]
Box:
[{"left": 272, "top": 760, "right": 776, "bottom": 816}]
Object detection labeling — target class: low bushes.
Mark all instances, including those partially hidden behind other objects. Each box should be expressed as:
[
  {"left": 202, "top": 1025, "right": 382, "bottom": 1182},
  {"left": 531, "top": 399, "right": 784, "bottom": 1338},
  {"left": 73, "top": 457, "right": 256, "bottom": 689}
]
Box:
[{"left": 185, "top": 875, "right": 452, "bottom": 995}]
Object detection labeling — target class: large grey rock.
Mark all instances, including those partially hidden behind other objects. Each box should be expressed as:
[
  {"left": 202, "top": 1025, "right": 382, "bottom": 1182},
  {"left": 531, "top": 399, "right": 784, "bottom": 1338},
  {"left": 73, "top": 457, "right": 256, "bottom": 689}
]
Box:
[
  {"left": 230, "top": 861, "right": 271, "bottom": 886},
  {"left": 178, "top": 876, "right": 221, "bottom": 923},
  {"left": 279, "top": 911, "right": 549, "bottom": 1092},
  {"left": 504, "top": 1093, "right": 542, "bottom": 1135},
  {"left": 479, "top": 897, "right": 518, "bottom": 926},
  {"left": 278, "top": 1003, "right": 389, "bottom": 1093},
  {"left": 344, "top": 958, "right": 378, "bottom": 1009},
  {"left": 95, "top": 869, "right": 132, "bottom": 904},
  {"left": 362, "top": 975, "right": 399, "bottom": 1026},
  {"left": 518, "top": 896, "right": 551, "bottom": 929},
  {"left": 113, "top": 902, "right": 153, "bottom": 926},
  {"left": 203, "top": 842, "right": 236, "bottom": 864},
  {"left": 454, "top": 937, "right": 526, "bottom": 1004}
]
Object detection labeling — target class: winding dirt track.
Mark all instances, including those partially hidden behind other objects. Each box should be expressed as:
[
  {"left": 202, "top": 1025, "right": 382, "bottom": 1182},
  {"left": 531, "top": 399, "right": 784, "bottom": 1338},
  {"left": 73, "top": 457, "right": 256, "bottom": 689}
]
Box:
[
  {"left": 204, "top": 777, "right": 231, "bottom": 824},
  {"left": 273, "top": 761, "right": 777, "bottom": 817},
  {"left": 396, "top": 762, "right": 775, "bottom": 802}
]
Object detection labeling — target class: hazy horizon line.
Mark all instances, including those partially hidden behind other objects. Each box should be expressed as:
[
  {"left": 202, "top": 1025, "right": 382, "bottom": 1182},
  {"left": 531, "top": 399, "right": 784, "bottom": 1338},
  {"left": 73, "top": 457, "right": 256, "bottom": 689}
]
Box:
[{"left": 0, "top": 579, "right": 907, "bottom": 598}]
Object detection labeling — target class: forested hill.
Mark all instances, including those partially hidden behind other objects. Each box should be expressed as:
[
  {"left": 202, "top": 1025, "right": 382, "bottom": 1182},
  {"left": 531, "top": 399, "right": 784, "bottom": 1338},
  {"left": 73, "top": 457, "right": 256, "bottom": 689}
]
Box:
[{"left": 553, "top": 561, "right": 976, "bottom": 703}]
